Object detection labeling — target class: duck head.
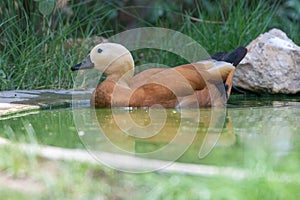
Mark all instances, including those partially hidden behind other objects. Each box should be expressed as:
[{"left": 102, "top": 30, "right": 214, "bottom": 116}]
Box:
[{"left": 71, "top": 43, "right": 135, "bottom": 81}]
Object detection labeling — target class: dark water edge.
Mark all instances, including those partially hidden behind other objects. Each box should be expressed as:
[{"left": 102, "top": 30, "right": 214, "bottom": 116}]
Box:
[{"left": 228, "top": 93, "right": 300, "bottom": 107}]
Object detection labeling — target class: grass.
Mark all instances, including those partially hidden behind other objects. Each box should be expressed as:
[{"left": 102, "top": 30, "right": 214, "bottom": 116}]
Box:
[
  {"left": 0, "top": 0, "right": 298, "bottom": 91},
  {"left": 0, "top": 1, "right": 114, "bottom": 90},
  {"left": 1, "top": 144, "right": 300, "bottom": 200}
]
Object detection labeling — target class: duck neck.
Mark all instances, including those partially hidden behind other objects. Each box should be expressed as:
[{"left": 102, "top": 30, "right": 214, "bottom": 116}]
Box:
[
  {"left": 106, "top": 68, "right": 134, "bottom": 86},
  {"left": 104, "top": 52, "right": 135, "bottom": 86}
]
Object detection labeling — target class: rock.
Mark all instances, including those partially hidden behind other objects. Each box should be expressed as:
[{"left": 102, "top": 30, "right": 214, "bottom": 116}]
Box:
[{"left": 233, "top": 28, "right": 300, "bottom": 94}]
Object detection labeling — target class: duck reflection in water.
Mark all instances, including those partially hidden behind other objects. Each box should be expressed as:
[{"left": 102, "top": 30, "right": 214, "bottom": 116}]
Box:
[{"left": 88, "top": 108, "right": 235, "bottom": 160}]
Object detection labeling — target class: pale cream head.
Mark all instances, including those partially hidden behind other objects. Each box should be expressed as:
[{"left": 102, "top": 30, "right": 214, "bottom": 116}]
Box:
[{"left": 90, "top": 43, "right": 135, "bottom": 77}]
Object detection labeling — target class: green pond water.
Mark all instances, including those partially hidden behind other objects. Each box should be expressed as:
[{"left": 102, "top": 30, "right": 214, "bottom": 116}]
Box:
[{"left": 0, "top": 94, "right": 300, "bottom": 176}]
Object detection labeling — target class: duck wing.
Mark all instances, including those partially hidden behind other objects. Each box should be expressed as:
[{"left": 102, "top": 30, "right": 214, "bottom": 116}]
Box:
[
  {"left": 129, "top": 68, "right": 166, "bottom": 89},
  {"left": 129, "top": 60, "right": 235, "bottom": 107}
]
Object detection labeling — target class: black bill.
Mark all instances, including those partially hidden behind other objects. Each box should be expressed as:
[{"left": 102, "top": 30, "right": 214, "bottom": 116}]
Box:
[{"left": 71, "top": 55, "right": 94, "bottom": 71}]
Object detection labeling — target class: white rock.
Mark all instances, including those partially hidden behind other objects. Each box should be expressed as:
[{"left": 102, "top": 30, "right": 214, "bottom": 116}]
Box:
[{"left": 233, "top": 28, "right": 300, "bottom": 94}]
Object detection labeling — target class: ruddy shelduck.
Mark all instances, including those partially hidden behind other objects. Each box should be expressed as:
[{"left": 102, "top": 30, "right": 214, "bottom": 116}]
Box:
[{"left": 71, "top": 43, "right": 246, "bottom": 108}]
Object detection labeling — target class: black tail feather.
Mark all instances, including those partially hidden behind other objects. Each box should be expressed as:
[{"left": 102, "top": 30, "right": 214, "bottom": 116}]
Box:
[{"left": 211, "top": 46, "right": 247, "bottom": 66}]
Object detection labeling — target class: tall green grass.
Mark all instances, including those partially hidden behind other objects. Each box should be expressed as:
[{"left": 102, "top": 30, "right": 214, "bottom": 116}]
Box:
[
  {"left": 0, "top": 0, "right": 114, "bottom": 90},
  {"left": 0, "top": 0, "right": 295, "bottom": 90},
  {"left": 180, "top": 1, "right": 279, "bottom": 53}
]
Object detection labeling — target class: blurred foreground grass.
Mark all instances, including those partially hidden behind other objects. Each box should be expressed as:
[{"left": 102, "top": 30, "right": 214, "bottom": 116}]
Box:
[{"left": 1, "top": 144, "right": 300, "bottom": 200}]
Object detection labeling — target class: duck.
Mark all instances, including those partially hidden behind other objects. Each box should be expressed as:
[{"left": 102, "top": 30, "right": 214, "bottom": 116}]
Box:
[{"left": 71, "top": 43, "right": 247, "bottom": 108}]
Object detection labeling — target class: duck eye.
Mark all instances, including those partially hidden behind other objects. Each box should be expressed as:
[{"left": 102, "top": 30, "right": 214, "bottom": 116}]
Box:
[{"left": 97, "top": 48, "right": 103, "bottom": 53}]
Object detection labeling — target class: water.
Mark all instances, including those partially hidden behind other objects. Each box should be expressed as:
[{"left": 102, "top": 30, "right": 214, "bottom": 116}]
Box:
[{"left": 0, "top": 95, "right": 300, "bottom": 175}]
